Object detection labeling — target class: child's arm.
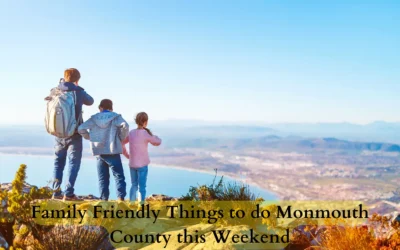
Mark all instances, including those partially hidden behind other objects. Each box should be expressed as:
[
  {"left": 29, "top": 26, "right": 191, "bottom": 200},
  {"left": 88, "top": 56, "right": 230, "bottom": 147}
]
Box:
[
  {"left": 78, "top": 118, "right": 94, "bottom": 140},
  {"left": 82, "top": 91, "right": 94, "bottom": 106},
  {"left": 122, "top": 136, "right": 129, "bottom": 159},
  {"left": 115, "top": 115, "right": 129, "bottom": 141},
  {"left": 147, "top": 133, "right": 162, "bottom": 146}
]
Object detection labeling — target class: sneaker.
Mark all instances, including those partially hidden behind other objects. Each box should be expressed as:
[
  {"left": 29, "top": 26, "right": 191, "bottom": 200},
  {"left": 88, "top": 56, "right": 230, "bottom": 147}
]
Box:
[
  {"left": 117, "top": 197, "right": 124, "bottom": 202},
  {"left": 63, "top": 194, "right": 83, "bottom": 201}
]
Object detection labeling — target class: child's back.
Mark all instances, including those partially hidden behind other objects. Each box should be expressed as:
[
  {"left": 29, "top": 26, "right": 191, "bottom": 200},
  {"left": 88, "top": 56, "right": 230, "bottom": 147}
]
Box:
[
  {"left": 78, "top": 99, "right": 128, "bottom": 201},
  {"left": 123, "top": 111, "right": 161, "bottom": 202},
  {"left": 124, "top": 128, "right": 161, "bottom": 168}
]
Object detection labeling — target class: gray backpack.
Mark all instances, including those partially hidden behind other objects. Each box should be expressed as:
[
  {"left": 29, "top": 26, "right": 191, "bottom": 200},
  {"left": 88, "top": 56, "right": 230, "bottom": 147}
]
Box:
[{"left": 45, "top": 86, "right": 78, "bottom": 138}]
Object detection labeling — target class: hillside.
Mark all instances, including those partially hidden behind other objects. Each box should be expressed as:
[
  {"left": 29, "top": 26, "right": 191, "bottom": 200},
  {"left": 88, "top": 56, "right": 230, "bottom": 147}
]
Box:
[{"left": 168, "top": 135, "right": 400, "bottom": 154}]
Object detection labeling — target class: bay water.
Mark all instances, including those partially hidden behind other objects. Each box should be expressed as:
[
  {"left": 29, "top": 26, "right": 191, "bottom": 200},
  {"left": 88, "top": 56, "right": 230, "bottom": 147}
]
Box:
[{"left": 0, "top": 154, "right": 276, "bottom": 200}]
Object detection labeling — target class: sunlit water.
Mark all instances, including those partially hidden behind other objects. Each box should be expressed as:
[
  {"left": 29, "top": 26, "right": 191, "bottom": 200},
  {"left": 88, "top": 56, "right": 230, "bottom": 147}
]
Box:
[{"left": 0, "top": 154, "right": 277, "bottom": 200}]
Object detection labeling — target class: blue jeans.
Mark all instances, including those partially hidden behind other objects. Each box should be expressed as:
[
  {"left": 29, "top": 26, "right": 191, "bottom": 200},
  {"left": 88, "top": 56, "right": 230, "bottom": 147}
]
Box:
[
  {"left": 129, "top": 166, "right": 148, "bottom": 202},
  {"left": 53, "top": 133, "right": 83, "bottom": 197},
  {"left": 96, "top": 154, "right": 126, "bottom": 200}
]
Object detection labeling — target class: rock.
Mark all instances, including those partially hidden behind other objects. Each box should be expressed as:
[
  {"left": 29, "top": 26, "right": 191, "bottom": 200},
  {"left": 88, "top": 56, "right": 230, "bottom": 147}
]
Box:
[
  {"left": 139, "top": 217, "right": 184, "bottom": 244},
  {"left": 146, "top": 194, "right": 178, "bottom": 201},
  {"left": 142, "top": 222, "right": 167, "bottom": 235},
  {"left": 193, "top": 225, "right": 285, "bottom": 250},
  {"left": 0, "top": 231, "right": 9, "bottom": 249},
  {"left": 310, "top": 227, "right": 327, "bottom": 246},
  {"left": 285, "top": 243, "right": 311, "bottom": 250},
  {"left": 192, "top": 225, "right": 244, "bottom": 250},
  {"left": 187, "top": 223, "right": 216, "bottom": 234},
  {"left": 128, "top": 217, "right": 155, "bottom": 231},
  {"left": 1, "top": 183, "right": 181, "bottom": 203},
  {"left": 182, "top": 242, "right": 199, "bottom": 250},
  {"left": 0, "top": 183, "right": 13, "bottom": 192},
  {"left": 97, "top": 237, "right": 114, "bottom": 250},
  {"left": 79, "top": 194, "right": 101, "bottom": 200},
  {"left": 157, "top": 217, "right": 184, "bottom": 227},
  {"left": 0, "top": 182, "right": 47, "bottom": 194},
  {"left": 141, "top": 223, "right": 216, "bottom": 250},
  {"left": 1, "top": 182, "right": 100, "bottom": 201}
]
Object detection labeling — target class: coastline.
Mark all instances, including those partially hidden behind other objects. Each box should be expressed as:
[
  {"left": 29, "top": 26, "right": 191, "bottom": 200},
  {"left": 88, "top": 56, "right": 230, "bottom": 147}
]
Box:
[
  {"left": 0, "top": 152, "right": 280, "bottom": 199},
  {"left": 151, "top": 163, "right": 280, "bottom": 199}
]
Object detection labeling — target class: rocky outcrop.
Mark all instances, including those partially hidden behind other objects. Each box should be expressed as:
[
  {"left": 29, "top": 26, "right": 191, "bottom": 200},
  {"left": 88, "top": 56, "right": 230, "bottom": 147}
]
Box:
[
  {"left": 0, "top": 182, "right": 40, "bottom": 193},
  {"left": 1, "top": 183, "right": 177, "bottom": 202},
  {"left": 1, "top": 182, "right": 100, "bottom": 200},
  {"left": 146, "top": 194, "right": 178, "bottom": 201},
  {"left": 2, "top": 182, "right": 400, "bottom": 249}
]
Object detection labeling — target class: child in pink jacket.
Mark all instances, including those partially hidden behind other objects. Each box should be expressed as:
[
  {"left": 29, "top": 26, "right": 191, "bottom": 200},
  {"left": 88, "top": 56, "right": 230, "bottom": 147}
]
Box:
[{"left": 122, "top": 112, "right": 161, "bottom": 202}]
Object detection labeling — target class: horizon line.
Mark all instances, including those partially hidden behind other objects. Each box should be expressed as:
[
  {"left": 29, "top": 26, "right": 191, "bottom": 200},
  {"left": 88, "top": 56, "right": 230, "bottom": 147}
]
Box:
[{"left": 1, "top": 120, "right": 400, "bottom": 127}]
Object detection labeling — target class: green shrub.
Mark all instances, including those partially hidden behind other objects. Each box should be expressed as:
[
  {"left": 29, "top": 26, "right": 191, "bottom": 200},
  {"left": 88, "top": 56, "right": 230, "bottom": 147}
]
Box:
[
  {"left": 180, "top": 169, "right": 259, "bottom": 201},
  {"left": 0, "top": 164, "right": 52, "bottom": 248}
]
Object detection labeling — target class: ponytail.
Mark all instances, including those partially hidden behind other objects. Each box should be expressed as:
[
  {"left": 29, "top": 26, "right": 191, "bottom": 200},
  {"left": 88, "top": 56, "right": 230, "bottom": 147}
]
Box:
[
  {"left": 143, "top": 127, "right": 153, "bottom": 136},
  {"left": 135, "top": 112, "right": 153, "bottom": 136}
]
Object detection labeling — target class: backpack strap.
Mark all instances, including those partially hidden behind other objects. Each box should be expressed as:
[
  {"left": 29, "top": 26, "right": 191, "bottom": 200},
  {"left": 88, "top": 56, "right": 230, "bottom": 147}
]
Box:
[
  {"left": 73, "top": 90, "right": 77, "bottom": 107},
  {"left": 73, "top": 90, "right": 84, "bottom": 125}
]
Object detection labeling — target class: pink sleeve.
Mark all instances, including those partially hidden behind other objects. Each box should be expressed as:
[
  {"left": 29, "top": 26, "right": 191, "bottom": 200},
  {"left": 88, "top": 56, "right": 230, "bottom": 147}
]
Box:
[{"left": 148, "top": 134, "right": 162, "bottom": 146}]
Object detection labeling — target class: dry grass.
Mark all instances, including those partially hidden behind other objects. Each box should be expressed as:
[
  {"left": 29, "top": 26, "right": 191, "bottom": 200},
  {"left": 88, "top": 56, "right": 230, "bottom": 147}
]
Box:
[
  {"left": 286, "top": 213, "right": 400, "bottom": 250},
  {"left": 320, "top": 226, "right": 374, "bottom": 250},
  {"left": 33, "top": 225, "right": 109, "bottom": 250}
]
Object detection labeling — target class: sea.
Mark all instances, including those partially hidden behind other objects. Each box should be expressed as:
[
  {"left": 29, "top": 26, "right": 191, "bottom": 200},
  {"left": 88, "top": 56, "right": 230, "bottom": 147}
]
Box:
[{"left": 0, "top": 154, "right": 276, "bottom": 200}]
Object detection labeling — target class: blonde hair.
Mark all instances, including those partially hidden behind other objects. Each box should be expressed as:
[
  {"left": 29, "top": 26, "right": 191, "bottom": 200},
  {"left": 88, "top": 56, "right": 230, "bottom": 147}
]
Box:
[{"left": 135, "top": 112, "right": 152, "bottom": 136}]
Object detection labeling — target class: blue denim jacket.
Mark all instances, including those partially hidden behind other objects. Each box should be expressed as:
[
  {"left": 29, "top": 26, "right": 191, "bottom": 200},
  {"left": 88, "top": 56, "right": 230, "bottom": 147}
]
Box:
[{"left": 78, "top": 111, "right": 129, "bottom": 156}]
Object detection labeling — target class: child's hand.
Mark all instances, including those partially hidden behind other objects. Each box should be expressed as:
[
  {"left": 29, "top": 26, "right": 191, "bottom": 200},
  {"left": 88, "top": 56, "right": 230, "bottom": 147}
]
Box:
[
  {"left": 123, "top": 153, "right": 130, "bottom": 159},
  {"left": 122, "top": 147, "right": 129, "bottom": 159}
]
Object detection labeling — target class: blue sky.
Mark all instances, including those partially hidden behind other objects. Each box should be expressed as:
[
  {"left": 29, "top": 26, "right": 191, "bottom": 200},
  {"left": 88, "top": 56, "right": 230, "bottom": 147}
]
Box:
[{"left": 0, "top": 1, "right": 399, "bottom": 125}]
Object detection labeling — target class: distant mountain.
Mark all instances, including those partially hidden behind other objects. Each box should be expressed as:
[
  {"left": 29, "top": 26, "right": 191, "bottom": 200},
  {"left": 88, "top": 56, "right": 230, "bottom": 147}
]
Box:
[
  {"left": 1, "top": 123, "right": 400, "bottom": 154},
  {"left": 294, "top": 138, "right": 400, "bottom": 153},
  {"left": 151, "top": 120, "right": 400, "bottom": 144},
  {"left": 176, "top": 135, "right": 400, "bottom": 153},
  {"left": 265, "top": 121, "right": 400, "bottom": 144},
  {"left": 244, "top": 136, "right": 400, "bottom": 153}
]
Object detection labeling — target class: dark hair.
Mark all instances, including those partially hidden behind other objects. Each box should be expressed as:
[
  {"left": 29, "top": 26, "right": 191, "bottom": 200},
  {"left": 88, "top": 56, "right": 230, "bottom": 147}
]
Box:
[
  {"left": 135, "top": 112, "right": 152, "bottom": 136},
  {"left": 99, "top": 99, "right": 113, "bottom": 111},
  {"left": 64, "top": 68, "right": 81, "bottom": 82}
]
